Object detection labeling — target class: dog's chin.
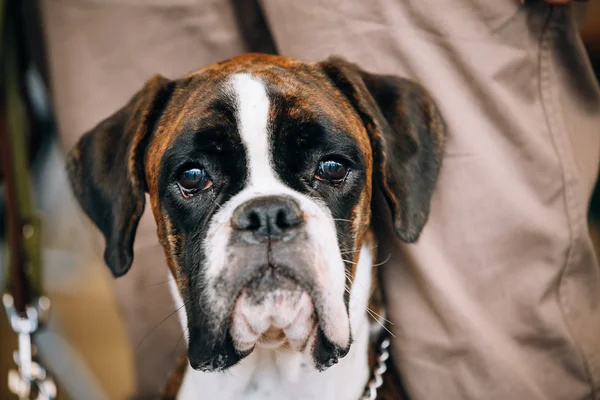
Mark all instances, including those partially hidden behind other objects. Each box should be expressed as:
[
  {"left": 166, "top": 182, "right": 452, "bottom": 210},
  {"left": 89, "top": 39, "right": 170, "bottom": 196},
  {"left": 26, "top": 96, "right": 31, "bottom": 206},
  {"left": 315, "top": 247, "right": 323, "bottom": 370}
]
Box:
[
  {"left": 228, "top": 268, "right": 351, "bottom": 370},
  {"left": 230, "top": 281, "right": 316, "bottom": 353},
  {"left": 186, "top": 267, "right": 351, "bottom": 373}
]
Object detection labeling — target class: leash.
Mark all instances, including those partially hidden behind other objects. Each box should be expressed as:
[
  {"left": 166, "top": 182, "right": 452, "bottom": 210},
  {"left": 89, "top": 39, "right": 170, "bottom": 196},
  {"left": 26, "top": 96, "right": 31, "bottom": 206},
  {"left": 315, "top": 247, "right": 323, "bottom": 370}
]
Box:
[
  {"left": 1, "top": 0, "right": 57, "bottom": 398},
  {"left": 360, "top": 336, "right": 391, "bottom": 400}
]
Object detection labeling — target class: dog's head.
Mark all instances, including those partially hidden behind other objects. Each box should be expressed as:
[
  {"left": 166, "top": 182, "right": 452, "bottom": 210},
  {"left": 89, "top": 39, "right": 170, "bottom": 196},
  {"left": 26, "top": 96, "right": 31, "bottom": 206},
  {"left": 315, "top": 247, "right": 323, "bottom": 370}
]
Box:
[{"left": 67, "top": 54, "right": 445, "bottom": 372}]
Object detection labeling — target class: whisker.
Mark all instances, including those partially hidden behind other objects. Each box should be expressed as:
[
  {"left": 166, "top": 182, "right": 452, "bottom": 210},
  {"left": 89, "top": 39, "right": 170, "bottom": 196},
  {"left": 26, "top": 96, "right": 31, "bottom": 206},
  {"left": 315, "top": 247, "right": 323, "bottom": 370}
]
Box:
[
  {"left": 344, "top": 271, "right": 394, "bottom": 327},
  {"left": 142, "top": 277, "right": 176, "bottom": 289},
  {"left": 365, "top": 306, "right": 393, "bottom": 326},
  {"left": 172, "top": 330, "right": 186, "bottom": 358},
  {"left": 344, "top": 271, "right": 356, "bottom": 284},
  {"left": 209, "top": 194, "right": 222, "bottom": 210},
  {"left": 344, "top": 271, "right": 366, "bottom": 292},
  {"left": 339, "top": 244, "right": 378, "bottom": 256},
  {"left": 136, "top": 302, "right": 189, "bottom": 352},
  {"left": 372, "top": 253, "right": 392, "bottom": 267},
  {"left": 365, "top": 308, "right": 395, "bottom": 337},
  {"left": 344, "top": 273, "right": 395, "bottom": 335}
]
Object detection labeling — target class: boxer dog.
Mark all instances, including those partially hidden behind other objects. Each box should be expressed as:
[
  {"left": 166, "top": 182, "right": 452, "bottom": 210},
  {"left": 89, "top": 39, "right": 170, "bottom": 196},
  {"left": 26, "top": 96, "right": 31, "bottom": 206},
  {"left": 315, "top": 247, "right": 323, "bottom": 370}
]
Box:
[{"left": 66, "top": 54, "right": 446, "bottom": 400}]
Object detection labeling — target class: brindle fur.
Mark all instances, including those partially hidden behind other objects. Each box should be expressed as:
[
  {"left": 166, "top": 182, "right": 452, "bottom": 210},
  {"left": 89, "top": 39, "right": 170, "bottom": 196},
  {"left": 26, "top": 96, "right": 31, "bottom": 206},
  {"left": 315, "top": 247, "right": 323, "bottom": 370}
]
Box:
[{"left": 66, "top": 53, "right": 446, "bottom": 398}]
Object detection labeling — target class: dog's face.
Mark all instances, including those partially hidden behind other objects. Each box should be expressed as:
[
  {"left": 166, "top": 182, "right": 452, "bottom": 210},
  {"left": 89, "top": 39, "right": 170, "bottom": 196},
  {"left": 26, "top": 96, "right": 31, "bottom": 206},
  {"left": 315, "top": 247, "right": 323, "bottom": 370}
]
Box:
[{"left": 67, "top": 54, "right": 445, "bottom": 372}]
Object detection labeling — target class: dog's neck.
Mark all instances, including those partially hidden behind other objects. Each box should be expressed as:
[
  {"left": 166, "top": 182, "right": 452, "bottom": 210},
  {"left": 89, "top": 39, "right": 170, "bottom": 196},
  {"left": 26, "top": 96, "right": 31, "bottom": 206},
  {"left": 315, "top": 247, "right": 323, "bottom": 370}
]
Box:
[
  {"left": 176, "top": 316, "right": 372, "bottom": 400},
  {"left": 169, "top": 242, "right": 383, "bottom": 400}
]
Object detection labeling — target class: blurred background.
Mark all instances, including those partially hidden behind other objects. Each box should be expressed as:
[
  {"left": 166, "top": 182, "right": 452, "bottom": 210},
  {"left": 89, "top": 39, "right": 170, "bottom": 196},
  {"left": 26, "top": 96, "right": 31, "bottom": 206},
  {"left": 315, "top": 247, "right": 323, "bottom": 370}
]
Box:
[{"left": 1, "top": 1, "right": 600, "bottom": 400}]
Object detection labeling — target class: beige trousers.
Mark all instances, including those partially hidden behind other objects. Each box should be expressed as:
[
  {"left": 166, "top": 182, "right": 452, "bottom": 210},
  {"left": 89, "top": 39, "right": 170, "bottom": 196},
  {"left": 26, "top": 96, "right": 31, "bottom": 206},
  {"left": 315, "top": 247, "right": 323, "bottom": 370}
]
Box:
[{"left": 41, "top": 0, "right": 600, "bottom": 399}]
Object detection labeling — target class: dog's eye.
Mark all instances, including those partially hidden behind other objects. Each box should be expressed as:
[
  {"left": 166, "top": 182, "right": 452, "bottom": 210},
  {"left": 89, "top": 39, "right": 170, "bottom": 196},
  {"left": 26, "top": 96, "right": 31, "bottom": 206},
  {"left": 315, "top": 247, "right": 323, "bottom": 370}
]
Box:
[
  {"left": 316, "top": 160, "right": 348, "bottom": 184},
  {"left": 177, "top": 167, "right": 212, "bottom": 196}
]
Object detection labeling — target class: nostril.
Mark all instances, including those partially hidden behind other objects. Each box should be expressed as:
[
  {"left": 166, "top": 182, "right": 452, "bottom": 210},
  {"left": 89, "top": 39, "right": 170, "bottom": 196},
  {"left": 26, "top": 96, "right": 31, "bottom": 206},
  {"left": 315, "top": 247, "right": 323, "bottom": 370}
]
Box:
[
  {"left": 276, "top": 209, "right": 289, "bottom": 229},
  {"left": 275, "top": 208, "right": 302, "bottom": 230},
  {"left": 247, "top": 211, "right": 262, "bottom": 231}
]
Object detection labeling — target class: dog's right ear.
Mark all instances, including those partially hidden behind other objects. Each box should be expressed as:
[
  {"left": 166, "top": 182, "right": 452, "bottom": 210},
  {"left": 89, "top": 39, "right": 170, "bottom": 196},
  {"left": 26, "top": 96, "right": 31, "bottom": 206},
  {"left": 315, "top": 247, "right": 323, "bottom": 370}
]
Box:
[{"left": 66, "top": 75, "right": 175, "bottom": 277}]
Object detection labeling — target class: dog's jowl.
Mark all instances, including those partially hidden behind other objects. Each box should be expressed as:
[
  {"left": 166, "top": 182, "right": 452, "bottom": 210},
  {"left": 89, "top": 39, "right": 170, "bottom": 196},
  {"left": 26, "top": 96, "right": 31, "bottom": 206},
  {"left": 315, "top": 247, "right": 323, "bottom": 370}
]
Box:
[{"left": 66, "top": 54, "right": 446, "bottom": 400}]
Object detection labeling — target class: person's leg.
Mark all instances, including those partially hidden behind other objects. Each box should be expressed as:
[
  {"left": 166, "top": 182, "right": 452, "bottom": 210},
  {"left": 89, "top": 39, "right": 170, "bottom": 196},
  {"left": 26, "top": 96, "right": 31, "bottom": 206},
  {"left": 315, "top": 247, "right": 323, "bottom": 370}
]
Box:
[
  {"left": 40, "top": 0, "right": 247, "bottom": 397},
  {"left": 261, "top": 1, "right": 600, "bottom": 398}
]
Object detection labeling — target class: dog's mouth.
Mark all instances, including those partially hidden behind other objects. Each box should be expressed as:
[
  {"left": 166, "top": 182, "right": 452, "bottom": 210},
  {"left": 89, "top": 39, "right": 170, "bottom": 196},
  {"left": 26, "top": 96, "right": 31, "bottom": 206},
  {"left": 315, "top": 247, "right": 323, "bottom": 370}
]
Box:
[
  {"left": 187, "top": 259, "right": 351, "bottom": 373},
  {"left": 230, "top": 267, "right": 317, "bottom": 352}
]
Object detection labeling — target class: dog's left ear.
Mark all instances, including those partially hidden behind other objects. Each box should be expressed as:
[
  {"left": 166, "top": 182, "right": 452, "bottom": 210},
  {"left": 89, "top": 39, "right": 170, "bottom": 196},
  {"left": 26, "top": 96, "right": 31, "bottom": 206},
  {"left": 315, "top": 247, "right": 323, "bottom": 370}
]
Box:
[
  {"left": 318, "top": 57, "right": 446, "bottom": 242},
  {"left": 66, "top": 75, "right": 175, "bottom": 277}
]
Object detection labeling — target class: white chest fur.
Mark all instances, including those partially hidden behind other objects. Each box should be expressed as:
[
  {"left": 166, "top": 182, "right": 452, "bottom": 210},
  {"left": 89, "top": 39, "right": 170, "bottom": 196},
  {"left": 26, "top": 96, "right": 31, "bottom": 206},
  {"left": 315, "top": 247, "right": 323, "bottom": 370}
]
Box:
[{"left": 170, "top": 243, "right": 375, "bottom": 400}]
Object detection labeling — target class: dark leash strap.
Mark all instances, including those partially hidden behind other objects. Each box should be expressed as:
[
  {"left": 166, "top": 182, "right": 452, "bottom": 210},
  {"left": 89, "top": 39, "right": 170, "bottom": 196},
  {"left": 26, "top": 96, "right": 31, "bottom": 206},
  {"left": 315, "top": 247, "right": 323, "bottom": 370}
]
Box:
[{"left": 1, "top": 0, "right": 56, "bottom": 398}]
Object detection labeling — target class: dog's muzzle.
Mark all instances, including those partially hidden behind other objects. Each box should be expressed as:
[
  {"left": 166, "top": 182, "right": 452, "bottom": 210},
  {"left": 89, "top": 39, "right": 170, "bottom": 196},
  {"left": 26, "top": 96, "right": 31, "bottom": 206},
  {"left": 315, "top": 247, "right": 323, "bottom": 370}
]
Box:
[
  {"left": 228, "top": 196, "right": 317, "bottom": 352},
  {"left": 188, "top": 194, "right": 350, "bottom": 372}
]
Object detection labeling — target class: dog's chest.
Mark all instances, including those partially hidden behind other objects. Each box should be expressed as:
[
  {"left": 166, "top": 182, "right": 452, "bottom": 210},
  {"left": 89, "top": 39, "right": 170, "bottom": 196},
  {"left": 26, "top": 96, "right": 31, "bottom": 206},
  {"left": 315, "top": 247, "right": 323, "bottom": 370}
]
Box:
[{"left": 176, "top": 333, "right": 370, "bottom": 400}]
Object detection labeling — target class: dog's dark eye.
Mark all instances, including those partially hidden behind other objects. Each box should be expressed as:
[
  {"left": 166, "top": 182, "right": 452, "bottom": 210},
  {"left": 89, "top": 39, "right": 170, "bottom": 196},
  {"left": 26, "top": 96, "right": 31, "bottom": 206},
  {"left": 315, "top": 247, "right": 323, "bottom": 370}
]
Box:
[
  {"left": 177, "top": 167, "right": 212, "bottom": 196},
  {"left": 316, "top": 160, "right": 348, "bottom": 184}
]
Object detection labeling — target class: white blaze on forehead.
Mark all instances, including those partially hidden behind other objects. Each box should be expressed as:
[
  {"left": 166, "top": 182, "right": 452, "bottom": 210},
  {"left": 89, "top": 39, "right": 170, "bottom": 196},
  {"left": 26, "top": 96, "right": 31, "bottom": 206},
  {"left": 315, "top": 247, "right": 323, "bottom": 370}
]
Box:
[{"left": 228, "top": 73, "right": 273, "bottom": 188}]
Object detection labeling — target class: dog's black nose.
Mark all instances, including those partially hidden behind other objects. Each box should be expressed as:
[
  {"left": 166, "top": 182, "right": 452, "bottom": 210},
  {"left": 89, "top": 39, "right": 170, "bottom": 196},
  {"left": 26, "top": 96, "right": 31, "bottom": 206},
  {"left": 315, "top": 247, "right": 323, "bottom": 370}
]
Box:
[{"left": 232, "top": 196, "right": 303, "bottom": 242}]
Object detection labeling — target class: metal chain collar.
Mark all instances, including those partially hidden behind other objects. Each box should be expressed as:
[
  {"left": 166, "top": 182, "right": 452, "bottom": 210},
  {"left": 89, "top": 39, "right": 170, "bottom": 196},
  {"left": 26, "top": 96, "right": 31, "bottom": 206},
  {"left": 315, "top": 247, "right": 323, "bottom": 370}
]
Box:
[
  {"left": 360, "top": 337, "right": 391, "bottom": 400},
  {"left": 3, "top": 294, "right": 57, "bottom": 400}
]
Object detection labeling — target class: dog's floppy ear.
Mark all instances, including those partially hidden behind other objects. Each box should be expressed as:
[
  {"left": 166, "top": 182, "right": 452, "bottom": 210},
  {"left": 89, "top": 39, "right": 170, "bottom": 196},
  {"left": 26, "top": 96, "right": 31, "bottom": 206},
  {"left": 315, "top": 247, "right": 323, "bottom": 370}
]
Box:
[
  {"left": 319, "top": 57, "right": 446, "bottom": 242},
  {"left": 66, "top": 75, "right": 174, "bottom": 277}
]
